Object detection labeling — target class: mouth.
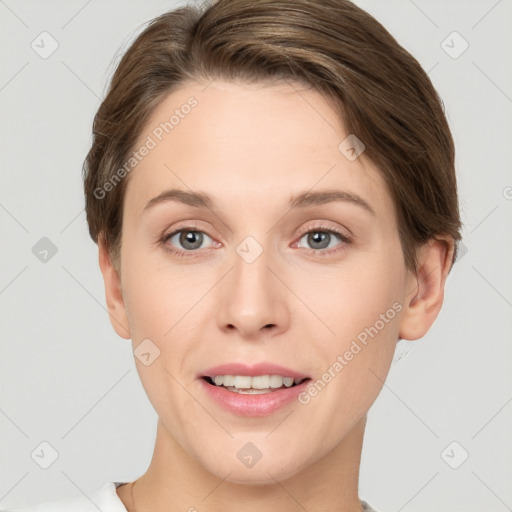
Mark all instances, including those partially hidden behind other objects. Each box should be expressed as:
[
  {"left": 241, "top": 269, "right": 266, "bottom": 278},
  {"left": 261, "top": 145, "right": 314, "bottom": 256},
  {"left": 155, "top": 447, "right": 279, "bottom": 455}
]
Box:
[
  {"left": 199, "top": 373, "right": 312, "bottom": 416},
  {"left": 201, "top": 375, "right": 311, "bottom": 395},
  {"left": 197, "top": 362, "right": 312, "bottom": 415}
]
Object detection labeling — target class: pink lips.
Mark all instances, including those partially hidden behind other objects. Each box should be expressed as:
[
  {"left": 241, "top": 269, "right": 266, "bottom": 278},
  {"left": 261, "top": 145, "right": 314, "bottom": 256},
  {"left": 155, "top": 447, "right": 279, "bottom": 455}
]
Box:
[
  {"left": 200, "top": 362, "right": 309, "bottom": 380},
  {"left": 199, "top": 377, "right": 310, "bottom": 416},
  {"left": 198, "top": 362, "right": 311, "bottom": 417}
]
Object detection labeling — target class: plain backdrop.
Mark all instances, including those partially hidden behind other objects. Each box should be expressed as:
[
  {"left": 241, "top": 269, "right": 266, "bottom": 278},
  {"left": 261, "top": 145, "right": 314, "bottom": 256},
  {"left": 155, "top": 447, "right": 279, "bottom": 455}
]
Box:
[{"left": 1, "top": 1, "right": 511, "bottom": 511}]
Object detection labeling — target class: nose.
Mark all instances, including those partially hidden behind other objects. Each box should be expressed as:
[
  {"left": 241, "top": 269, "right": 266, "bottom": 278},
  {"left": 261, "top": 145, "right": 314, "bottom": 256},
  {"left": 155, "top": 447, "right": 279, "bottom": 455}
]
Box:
[{"left": 216, "top": 242, "right": 290, "bottom": 339}]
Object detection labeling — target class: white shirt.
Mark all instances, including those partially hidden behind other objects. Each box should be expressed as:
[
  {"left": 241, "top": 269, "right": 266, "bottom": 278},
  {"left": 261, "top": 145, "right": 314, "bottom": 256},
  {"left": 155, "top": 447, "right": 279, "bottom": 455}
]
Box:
[
  {"left": 1, "top": 483, "right": 127, "bottom": 512},
  {"left": 1, "top": 482, "right": 380, "bottom": 512}
]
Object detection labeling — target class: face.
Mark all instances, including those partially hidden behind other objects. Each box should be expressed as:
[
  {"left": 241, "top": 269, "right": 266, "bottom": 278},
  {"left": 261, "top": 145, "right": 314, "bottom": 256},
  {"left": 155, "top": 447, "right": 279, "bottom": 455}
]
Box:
[{"left": 108, "top": 79, "right": 417, "bottom": 484}]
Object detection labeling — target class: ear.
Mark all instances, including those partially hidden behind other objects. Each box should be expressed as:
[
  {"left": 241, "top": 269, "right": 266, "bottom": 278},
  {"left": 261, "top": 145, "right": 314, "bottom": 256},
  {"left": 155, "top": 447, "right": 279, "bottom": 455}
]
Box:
[
  {"left": 399, "top": 238, "right": 455, "bottom": 341},
  {"left": 98, "top": 235, "right": 131, "bottom": 340}
]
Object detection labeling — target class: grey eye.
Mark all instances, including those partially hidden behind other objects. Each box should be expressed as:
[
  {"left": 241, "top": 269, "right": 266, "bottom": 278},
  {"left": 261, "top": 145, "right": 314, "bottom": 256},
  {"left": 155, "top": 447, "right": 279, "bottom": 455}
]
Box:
[
  {"left": 168, "top": 230, "right": 212, "bottom": 250},
  {"left": 298, "top": 230, "right": 342, "bottom": 250}
]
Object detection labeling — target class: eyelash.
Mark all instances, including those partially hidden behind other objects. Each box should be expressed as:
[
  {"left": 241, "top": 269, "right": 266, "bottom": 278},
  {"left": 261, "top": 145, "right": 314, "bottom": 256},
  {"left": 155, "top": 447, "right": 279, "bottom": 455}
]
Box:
[{"left": 160, "top": 224, "right": 352, "bottom": 258}]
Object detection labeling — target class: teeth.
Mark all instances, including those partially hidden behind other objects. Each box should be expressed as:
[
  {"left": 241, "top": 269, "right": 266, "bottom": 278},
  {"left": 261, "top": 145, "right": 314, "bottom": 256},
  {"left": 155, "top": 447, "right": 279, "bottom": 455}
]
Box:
[
  {"left": 282, "top": 377, "right": 294, "bottom": 387},
  {"left": 225, "top": 387, "right": 273, "bottom": 395},
  {"left": 234, "top": 375, "right": 252, "bottom": 388},
  {"left": 210, "top": 375, "right": 305, "bottom": 390},
  {"left": 252, "top": 375, "right": 270, "bottom": 389},
  {"left": 222, "top": 375, "right": 235, "bottom": 387}
]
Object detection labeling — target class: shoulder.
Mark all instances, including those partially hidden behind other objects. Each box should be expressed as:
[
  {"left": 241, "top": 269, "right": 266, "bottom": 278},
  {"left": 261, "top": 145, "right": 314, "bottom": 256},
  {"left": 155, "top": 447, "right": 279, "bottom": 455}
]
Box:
[{"left": 0, "top": 482, "right": 128, "bottom": 512}]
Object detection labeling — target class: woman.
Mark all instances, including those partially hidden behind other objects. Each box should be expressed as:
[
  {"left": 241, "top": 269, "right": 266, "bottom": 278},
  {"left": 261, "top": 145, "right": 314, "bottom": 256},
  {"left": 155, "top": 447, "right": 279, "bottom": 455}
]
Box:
[{"left": 5, "top": 0, "right": 461, "bottom": 510}]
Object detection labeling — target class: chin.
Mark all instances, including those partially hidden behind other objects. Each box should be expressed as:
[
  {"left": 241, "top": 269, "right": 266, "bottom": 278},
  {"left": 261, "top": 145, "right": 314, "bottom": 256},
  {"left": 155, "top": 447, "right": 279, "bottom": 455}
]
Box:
[
  {"left": 218, "top": 463, "right": 301, "bottom": 486},
  {"left": 198, "top": 447, "right": 310, "bottom": 486}
]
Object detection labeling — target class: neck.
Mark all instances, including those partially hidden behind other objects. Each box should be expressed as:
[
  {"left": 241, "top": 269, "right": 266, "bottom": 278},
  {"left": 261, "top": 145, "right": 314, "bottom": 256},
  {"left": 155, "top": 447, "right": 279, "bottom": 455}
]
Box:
[{"left": 119, "top": 417, "right": 367, "bottom": 512}]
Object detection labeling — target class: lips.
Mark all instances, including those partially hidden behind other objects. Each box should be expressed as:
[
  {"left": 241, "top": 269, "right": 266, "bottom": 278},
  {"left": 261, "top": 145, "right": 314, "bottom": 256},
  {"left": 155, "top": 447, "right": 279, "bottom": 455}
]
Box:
[
  {"left": 199, "top": 362, "right": 310, "bottom": 380},
  {"left": 197, "top": 362, "right": 312, "bottom": 416},
  {"left": 198, "top": 374, "right": 311, "bottom": 416}
]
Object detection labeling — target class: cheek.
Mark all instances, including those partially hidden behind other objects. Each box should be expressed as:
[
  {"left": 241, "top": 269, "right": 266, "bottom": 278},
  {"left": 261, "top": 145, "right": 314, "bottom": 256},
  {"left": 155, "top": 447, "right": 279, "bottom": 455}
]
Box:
[
  {"left": 302, "top": 254, "right": 404, "bottom": 343},
  {"left": 120, "top": 249, "right": 217, "bottom": 384},
  {"left": 120, "top": 257, "right": 201, "bottom": 420},
  {"left": 120, "top": 235, "right": 187, "bottom": 337},
  {"left": 293, "top": 267, "right": 403, "bottom": 441},
  {"left": 294, "top": 252, "right": 405, "bottom": 407}
]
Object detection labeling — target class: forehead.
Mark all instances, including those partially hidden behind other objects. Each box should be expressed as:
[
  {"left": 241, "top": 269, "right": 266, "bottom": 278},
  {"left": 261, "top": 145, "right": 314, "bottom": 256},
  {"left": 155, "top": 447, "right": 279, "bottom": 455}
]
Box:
[{"left": 124, "top": 79, "right": 394, "bottom": 221}]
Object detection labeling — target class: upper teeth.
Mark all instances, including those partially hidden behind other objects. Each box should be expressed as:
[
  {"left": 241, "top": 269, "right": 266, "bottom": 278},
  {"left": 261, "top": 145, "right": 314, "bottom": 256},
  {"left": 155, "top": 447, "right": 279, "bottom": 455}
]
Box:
[{"left": 212, "top": 375, "right": 304, "bottom": 389}]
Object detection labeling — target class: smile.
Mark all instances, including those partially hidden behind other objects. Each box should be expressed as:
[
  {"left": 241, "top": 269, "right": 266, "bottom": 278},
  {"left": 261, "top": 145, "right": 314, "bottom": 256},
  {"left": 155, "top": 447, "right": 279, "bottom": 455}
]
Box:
[{"left": 203, "top": 374, "right": 308, "bottom": 394}]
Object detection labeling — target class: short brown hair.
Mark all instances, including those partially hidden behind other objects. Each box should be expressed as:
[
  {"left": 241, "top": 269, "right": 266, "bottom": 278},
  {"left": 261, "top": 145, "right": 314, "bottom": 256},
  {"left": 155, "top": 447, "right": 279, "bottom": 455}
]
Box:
[{"left": 83, "top": 0, "right": 462, "bottom": 271}]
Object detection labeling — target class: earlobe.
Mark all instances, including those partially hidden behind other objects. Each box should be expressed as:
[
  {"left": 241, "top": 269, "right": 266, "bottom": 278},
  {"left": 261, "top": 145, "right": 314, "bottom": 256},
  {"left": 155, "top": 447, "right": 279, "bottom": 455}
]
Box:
[
  {"left": 98, "top": 236, "right": 131, "bottom": 340},
  {"left": 398, "top": 238, "right": 454, "bottom": 341}
]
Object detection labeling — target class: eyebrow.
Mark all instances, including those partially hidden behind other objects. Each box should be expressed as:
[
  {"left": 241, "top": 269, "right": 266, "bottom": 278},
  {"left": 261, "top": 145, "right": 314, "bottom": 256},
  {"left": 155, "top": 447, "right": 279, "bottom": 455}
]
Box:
[{"left": 143, "top": 188, "right": 375, "bottom": 216}]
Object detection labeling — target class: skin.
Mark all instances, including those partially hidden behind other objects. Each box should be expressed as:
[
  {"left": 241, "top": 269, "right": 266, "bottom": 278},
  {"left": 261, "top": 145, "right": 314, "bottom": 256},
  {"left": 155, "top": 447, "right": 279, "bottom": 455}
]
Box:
[{"left": 98, "top": 79, "right": 454, "bottom": 512}]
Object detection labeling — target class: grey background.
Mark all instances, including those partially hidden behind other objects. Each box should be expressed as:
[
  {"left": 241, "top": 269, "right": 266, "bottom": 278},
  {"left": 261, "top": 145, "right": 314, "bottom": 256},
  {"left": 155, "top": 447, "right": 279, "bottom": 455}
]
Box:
[{"left": 1, "top": 1, "right": 511, "bottom": 511}]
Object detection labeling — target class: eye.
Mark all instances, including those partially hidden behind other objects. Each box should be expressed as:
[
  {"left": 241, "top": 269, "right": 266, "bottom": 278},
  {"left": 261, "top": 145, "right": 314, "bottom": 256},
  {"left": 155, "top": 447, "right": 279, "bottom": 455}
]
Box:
[
  {"left": 160, "top": 225, "right": 351, "bottom": 258},
  {"left": 163, "top": 228, "right": 216, "bottom": 255},
  {"left": 295, "top": 226, "right": 351, "bottom": 255}
]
